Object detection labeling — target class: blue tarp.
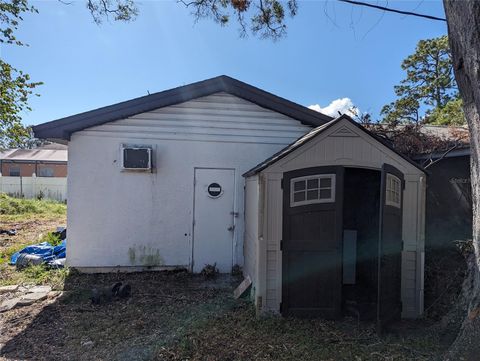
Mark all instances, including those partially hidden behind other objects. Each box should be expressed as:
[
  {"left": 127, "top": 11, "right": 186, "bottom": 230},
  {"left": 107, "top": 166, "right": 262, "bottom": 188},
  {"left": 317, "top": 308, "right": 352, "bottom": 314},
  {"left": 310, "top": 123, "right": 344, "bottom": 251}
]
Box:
[{"left": 10, "top": 240, "right": 66, "bottom": 265}]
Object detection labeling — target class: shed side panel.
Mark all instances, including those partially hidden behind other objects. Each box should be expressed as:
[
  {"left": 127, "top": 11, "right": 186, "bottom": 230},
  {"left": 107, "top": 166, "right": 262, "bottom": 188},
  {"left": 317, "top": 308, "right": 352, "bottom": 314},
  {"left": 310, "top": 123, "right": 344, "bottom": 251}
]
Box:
[
  {"left": 265, "top": 175, "right": 283, "bottom": 312},
  {"left": 244, "top": 176, "right": 259, "bottom": 286}
]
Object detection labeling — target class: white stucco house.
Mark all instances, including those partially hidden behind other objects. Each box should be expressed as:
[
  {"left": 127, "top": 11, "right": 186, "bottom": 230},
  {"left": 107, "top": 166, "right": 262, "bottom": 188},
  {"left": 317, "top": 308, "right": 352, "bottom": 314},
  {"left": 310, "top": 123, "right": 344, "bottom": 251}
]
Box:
[{"left": 33, "top": 76, "right": 425, "bottom": 325}]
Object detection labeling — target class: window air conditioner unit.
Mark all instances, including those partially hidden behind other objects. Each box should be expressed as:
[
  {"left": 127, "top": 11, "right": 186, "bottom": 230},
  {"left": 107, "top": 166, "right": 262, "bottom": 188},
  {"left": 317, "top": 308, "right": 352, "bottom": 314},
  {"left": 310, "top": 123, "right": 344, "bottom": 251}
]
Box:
[{"left": 121, "top": 145, "right": 152, "bottom": 170}]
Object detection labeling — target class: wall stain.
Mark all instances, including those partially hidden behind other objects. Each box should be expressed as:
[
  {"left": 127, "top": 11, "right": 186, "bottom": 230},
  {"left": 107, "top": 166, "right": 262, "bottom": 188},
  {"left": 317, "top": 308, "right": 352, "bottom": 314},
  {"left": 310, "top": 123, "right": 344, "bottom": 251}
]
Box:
[
  {"left": 128, "top": 248, "right": 136, "bottom": 264},
  {"left": 128, "top": 245, "right": 164, "bottom": 266}
]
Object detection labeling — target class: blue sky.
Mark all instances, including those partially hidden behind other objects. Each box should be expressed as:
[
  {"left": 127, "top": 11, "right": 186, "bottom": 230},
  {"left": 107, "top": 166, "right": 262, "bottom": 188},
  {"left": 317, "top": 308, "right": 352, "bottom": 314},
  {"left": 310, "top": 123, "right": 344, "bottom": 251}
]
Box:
[{"left": 2, "top": 0, "right": 447, "bottom": 126}]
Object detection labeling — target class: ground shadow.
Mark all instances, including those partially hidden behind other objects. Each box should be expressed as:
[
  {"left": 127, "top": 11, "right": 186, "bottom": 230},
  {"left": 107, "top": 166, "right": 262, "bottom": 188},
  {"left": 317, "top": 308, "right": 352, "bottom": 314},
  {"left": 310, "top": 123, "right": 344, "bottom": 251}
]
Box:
[
  {"left": 0, "top": 271, "right": 240, "bottom": 361},
  {"left": 0, "top": 269, "right": 456, "bottom": 361}
]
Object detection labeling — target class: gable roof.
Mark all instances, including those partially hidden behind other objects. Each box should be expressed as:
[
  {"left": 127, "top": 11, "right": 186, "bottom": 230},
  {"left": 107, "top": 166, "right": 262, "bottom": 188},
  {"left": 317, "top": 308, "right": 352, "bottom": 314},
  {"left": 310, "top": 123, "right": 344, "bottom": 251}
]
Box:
[
  {"left": 32, "top": 75, "right": 333, "bottom": 141},
  {"left": 0, "top": 148, "right": 67, "bottom": 163},
  {"left": 243, "top": 114, "right": 426, "bottom": 177}
]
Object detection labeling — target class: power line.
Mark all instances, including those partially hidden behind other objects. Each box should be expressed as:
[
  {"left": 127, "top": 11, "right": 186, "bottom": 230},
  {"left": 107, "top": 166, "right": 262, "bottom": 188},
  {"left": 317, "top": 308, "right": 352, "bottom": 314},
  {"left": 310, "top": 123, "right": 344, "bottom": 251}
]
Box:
[{"left": 338, "top": 0, "right": 447, "bottom": 22}]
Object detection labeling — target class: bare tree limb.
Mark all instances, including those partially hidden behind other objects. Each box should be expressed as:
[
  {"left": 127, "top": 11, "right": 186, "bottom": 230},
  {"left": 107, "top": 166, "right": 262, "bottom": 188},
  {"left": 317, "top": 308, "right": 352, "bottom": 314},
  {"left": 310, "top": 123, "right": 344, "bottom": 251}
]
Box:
[{"left": 423, "top": 143, "right": 459, "bottom": 169}]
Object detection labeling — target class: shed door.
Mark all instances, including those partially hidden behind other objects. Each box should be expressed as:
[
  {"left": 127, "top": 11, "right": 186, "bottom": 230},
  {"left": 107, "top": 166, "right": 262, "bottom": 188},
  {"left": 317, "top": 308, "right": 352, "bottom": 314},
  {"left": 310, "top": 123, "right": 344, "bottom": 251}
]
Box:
[
  {"left": 282, "top": 166, "right": 343, "bottom": 318},
  {"left": 193, "top": 168, "right": 235, "bottom": 273},
  {"left": 377, "top": 164, "right": 404, "bottom": 332}
]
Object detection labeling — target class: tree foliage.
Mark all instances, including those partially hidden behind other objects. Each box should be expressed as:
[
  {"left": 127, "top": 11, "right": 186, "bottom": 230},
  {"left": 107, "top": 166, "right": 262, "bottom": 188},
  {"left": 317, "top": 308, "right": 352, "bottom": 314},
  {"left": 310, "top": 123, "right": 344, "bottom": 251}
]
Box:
[
  {"left": 0, "top": 0, "right": 41, "bottom": 149},
  {"left": 369, "top": 122, "right": 468, "bottom": 160},
  {"left": 0, "top": 60, "right": 40, "bottom": 148},
  {"left": 396, "top": 35, "right": 456, "bottom": 108},
  {"left": 179, "top": 0, "right": 298, "bottom": 40},
  {"left": 426, "top": 98, "right": 465, "bottom": 126},
  {"left": 86, "top": 0, "right": 138, "bottom": 24},
  {"left": 0, "top": 0, "right": 138, "bottom": 149},
  {"left": 381, "top": 97, "right": 421, "bottom": 124},
  {"left": 381, "top": 35, "right": 463, "bottom": 126},
  {"left": 0, "top": 0, "right": 36, "bottom": 45}
]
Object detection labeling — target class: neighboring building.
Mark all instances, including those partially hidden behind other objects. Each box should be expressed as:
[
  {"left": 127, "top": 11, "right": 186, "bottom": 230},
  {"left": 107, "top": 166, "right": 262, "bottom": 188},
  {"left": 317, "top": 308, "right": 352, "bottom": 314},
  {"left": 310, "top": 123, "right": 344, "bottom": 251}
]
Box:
[
  {"left": 33, "top": 76, "right": 426, "bottom": 325},
  {"left": 367, "top": 123, "right": 472, "bottom": 249},
  {"left": 409, "top": 126, "right": 472, "bottom": 248},
  {"left": 0, "top": 144, "right": 68, "bottom": 201},
  {"left": 0, "top": 144, "right": 68, "bottom": 177}
]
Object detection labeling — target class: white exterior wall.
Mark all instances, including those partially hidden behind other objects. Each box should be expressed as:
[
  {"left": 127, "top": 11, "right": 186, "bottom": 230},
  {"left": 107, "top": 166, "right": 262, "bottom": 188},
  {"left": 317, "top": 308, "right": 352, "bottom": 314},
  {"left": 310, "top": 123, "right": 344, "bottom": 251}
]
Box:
[
  {"left": 249, "top": 119, "right": 426, "bottom": 318},
  {"left": 67, "top": 92, "right": 311, "bottom": 270},
  {"left": 0, "top": 175, "right": 67, "bottom": 201}
]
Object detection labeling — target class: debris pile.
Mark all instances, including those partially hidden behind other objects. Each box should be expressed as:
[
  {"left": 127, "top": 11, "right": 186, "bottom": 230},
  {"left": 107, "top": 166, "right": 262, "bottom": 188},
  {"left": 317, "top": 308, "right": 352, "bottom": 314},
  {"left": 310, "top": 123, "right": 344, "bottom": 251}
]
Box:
[
  {"left": 10, "top": 227, "right": 67, "bottom": 269},
  {"left": 91, "top": 282, "right": 132, "bottom": 305},
  {"left": 200, "top": 263, "right": 219, "bottom": 279},
  {"left": 0, "top": 229, "right": 16, "bottom": 236},
  {"left": 0, "top": 284, "right": 60, "bottom": 313}
]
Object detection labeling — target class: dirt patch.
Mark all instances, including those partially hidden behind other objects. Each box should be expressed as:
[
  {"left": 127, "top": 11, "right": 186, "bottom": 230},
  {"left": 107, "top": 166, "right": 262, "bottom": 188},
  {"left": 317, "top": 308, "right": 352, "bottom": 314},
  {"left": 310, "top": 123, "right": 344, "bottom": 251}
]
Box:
[
  {"left": 0, "top": 270, "right": 447, "bottom": 361},
  {"left": 0, "top": 271, "right": 239, "bottom": 361}
]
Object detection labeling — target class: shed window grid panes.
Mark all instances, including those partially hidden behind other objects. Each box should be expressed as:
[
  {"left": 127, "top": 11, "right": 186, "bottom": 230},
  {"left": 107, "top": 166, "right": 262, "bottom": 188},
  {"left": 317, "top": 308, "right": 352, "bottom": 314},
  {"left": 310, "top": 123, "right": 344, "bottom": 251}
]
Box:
[
  {"left": 385, "top": 174, "right": 401, "bottom": 208},
  {"left": 290, "top": 174, "right": 335, "bottom": 207}
]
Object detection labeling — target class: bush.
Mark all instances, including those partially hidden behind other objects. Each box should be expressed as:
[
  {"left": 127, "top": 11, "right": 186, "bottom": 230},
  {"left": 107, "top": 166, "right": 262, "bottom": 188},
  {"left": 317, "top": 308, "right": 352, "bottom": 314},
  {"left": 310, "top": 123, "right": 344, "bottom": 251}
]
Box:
[{"left": 39, "top": 232, "right": 62, "bottom": 246}]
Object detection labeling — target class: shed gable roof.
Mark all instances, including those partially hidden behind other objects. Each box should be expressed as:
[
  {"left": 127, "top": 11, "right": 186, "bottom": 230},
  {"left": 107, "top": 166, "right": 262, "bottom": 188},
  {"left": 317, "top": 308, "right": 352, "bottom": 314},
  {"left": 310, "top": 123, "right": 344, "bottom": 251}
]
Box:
[
  {"left": 243, "top": 114, "right": 425, "bottom": 176},
  {"left": 33, "top": 75, "right": 333, "bottom": 141}
]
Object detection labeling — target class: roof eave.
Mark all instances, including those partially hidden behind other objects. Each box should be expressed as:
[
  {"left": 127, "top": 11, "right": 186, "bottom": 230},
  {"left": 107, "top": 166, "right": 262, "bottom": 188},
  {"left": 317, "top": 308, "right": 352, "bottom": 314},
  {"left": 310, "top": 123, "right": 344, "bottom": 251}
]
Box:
[{"left": 33, "top": 75, "right": 332, "bottom": 140}]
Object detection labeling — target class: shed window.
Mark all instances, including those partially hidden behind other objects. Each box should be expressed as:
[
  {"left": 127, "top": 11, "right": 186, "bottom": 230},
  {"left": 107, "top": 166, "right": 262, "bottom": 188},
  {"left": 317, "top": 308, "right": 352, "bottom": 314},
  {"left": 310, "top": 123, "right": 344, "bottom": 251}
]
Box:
[
  {"left": 9, "top": 167, "right": 20, "bottom": 177},
  {"left": 385, "top": 174, "right": 401, "bottom": 208},
  {"left": 290, "top": 174, "right": 335, "bottom": 207},
  {"left": 38, "top": 167, "right": 54, "bottom": 177}
]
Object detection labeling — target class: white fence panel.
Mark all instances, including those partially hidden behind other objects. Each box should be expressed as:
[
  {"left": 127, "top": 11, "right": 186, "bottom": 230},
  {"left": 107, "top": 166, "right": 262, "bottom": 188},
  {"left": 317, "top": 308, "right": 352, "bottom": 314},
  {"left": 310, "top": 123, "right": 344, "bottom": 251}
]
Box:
[{"left": 0, "top": 176, "right": 67, "bottom": 201}]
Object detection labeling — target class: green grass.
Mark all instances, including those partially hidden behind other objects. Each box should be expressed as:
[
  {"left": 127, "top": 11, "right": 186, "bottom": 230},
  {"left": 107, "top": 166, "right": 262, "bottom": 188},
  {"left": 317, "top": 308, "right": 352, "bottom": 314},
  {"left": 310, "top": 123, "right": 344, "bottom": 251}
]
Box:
[
  {"left": 0, "top": 193, "right": 66, "bottom": 220},
  {"left": 0, "top": 241, "right": 31, "bottom": 265},
  {"left": 0, "top": 263, "right": 69, "bottom": 289}
]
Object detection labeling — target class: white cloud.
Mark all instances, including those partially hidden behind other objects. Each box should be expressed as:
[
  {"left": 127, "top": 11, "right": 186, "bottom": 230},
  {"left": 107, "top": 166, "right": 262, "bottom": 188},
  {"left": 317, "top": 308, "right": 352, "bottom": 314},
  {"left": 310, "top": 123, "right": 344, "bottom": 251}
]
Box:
[{"left": 308, "top": 98, "right": 357, "bottom": 118}]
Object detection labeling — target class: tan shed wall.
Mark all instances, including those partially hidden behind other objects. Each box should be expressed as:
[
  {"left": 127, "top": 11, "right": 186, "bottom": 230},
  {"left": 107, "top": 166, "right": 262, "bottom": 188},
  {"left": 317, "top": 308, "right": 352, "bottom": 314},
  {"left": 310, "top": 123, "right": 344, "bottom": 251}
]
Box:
[
  {"left": 244, "top": 176, "right": 259, "bottom": 286},
  {"left": 251, "top": 118, "right": 426, "bottom": 318}
]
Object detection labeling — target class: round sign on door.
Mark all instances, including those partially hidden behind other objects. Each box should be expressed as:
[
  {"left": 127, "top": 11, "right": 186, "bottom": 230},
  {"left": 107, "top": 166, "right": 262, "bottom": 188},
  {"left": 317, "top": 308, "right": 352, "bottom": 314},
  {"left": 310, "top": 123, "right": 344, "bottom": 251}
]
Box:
[{"left": 207, "top": 183, "right": 223, "bottom": 198}]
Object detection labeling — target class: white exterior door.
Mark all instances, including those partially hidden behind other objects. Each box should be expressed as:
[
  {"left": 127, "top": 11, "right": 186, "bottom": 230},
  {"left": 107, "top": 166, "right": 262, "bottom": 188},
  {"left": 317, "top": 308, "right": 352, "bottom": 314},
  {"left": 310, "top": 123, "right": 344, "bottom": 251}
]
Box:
[{"left": 193, "top": 168, "right": 235, "bottom": 273}]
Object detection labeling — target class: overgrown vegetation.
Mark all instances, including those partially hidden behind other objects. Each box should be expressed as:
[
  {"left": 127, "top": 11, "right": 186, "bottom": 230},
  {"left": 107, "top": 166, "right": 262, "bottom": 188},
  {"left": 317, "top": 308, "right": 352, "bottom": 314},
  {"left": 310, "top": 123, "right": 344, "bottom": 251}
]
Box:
[
  {"left": 0, "top": 263, "right": 69, "bottom": 288},
  {"left": 157, "top": 302, "right": 443, "bottom": 361},
  {"left": 0, "top": 271, "right": 449, "bottom": 361},
  {"left": 369, "top": 122, "right": 468, "bottom": 159},
  {"left": 0, "top": 193, "right": 66, "bottom": 220},
  {"left": 38, "top": 231, "right": 62, "bottom": 246},
  {"left": 0, "top": 196, "right": 67, "bottom": 286}
]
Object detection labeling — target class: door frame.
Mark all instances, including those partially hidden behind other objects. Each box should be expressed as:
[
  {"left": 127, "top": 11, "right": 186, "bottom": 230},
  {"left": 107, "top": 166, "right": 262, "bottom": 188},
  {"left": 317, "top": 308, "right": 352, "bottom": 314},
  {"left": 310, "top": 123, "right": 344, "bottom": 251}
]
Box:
[
  {"left": 191, "top": 167, "right": 236, "bottom": 272},
  {"left": 376, "top": 163, "right": 404, "bottom": 332},
  {"left": 281, "top": 165, "right": 344, "bottom": 318}
]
